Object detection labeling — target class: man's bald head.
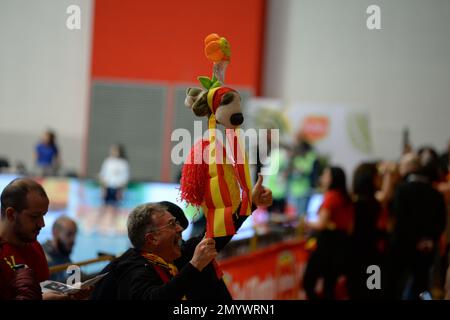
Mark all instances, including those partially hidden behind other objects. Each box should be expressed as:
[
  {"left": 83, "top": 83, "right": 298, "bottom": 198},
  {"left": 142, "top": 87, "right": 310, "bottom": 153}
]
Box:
[
  {"left": 52, "top": 216, "right": 77, "bottom": 234},
  {"left": 52, "top": 216, "right": 78, "bottom": 255},
  {"left": 1, "top": 178, "right": 48, "bottom": 218}
]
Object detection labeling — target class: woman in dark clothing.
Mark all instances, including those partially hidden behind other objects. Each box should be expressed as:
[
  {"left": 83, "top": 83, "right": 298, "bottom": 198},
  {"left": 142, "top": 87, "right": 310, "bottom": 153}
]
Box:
[
  {"left": 347, "top": 163, "right": 386, "bottom": 300},
  {"left": 303, "top": 166, "right": 354, "bottom": 300}
]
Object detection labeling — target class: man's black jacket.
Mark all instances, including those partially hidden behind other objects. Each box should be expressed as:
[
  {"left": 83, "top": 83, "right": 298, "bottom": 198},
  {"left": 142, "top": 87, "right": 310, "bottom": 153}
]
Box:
[{"left": 90, "top": 213, "right": 248, "bottom": 300}]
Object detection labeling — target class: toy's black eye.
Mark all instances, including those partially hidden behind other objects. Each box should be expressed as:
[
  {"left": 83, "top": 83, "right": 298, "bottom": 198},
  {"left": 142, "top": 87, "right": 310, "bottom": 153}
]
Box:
[{"left": 221, "top": 92, "right": 234, "bottom": 105}]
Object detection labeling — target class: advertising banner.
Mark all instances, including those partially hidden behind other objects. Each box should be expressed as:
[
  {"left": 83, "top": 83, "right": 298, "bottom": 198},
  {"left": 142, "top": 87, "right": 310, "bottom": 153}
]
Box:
[{"left": 219, "top": 240, "right": 309, "bottom": 300}]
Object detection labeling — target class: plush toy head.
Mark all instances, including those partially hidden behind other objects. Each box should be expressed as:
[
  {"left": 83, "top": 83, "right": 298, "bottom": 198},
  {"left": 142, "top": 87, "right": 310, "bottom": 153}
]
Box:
[
  {"left": 185, "top": 85, "right": 244, "bottom": 129},
  {"left": 184, "top": 32, "right": 244, "bottom": 129}
]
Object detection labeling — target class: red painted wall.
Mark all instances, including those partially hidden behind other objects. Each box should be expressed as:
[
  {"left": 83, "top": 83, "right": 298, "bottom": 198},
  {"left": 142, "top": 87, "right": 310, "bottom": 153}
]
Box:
[{"left": 91, "top": 0, "right": 266, "bottom": 94}]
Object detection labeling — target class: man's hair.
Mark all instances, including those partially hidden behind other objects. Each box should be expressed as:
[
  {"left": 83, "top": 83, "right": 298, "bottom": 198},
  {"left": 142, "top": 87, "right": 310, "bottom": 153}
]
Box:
[
  {"left": 127, "top": 203, "right": 167, "bottom": 249},
  {"left": 0, "top": 178, "right": 48, "bottom": 218},
  {"left": 52, "top": 216, "right": 77, "bottom": 233}
]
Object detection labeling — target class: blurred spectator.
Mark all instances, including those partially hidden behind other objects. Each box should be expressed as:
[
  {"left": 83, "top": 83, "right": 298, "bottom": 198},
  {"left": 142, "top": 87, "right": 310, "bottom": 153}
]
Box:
[
  {"left": 302, "top": 166, "right": 354, "bottom": 300},
  {"left": 347, "top": 162, "right": 397, "bottom": 299},
  {"left": 386, "top": 152, "right": 447, "bottom": 299},
  {"left": 445, "top": 265, "right": 450, "bottom": 300},
  {"left": 418, "top": 146, "right": 444, "bottom": 183},
  {"left": 99, "top": 143, "right": 130, "bottom": 208},
  {"left": 439, "top": 139, "right": 450, "bottom": 179},
  {"left": 0, "top": 157, "right": 10, "bottom": 173},
  {"left": 34, "top": 130, "right": 60, "bottom": 176},
  {"left": 264, "top": 144, "right": 290, "bottom": 220},
  {"left": 398, "top": 152, "right": 420, "bottom": 178},
  {"left": 42, "top": 216, "right": 78, "bottom": 283},
  {"left": 12, "top": 161, "right": 28, "bottom": 175},
  {"left": 288, "top": 132, "right": 320, "bottom": 217},
  {"left": 95, "top": 144, "right": 130, "bottom": 235},
  {"left": 417, "top": 146, "right": 450, "bottom": 298}
]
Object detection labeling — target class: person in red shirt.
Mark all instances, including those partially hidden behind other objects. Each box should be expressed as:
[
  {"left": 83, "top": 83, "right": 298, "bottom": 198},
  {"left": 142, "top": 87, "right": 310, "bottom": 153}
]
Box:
[
  {"left": 0, "top": 178, "right": 50, "bottom": 300},
  {"left": 1, "top": 178, "right": 94, "bottom": 300},
  {"left": 303, "top": 166, "right": 354, "bottom": 300},
  {"left": 0, "top": 177, "right": 86, "bottom": 300}
]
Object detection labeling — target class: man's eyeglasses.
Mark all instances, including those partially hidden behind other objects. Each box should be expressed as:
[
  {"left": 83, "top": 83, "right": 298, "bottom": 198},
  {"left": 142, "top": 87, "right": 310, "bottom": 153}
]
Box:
[{"left": 150, "top": 219, "right": 181, "bottom": 232}]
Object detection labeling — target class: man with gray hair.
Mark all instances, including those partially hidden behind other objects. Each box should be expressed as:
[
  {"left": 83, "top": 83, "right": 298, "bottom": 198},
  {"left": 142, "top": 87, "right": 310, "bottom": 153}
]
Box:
[
  {"left": 90, "top": 202, "right": 218, "bottom": 299},
  {"left": 91, "top": 174, "right": 273, "bottom": 300}
]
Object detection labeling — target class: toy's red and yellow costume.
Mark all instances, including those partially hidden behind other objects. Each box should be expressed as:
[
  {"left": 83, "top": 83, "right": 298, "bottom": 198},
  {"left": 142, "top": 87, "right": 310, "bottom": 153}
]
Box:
[{"left": 180, "top": 34, "right": 253, "bottom": 238}]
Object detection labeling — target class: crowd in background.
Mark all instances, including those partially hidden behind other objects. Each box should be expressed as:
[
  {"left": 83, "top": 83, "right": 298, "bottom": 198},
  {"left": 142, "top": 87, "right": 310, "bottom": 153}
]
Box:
[
  {"left": 262, "top": 133, "right": 450, "bottom": 300},
  {"left": 0, "top": 126, "right": 449, "bottom": 300}
]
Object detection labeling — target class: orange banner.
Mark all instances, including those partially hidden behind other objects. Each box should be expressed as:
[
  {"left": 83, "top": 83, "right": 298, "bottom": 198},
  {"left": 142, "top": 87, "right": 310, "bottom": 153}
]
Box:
[
  {"left": 34, "top": 177, "right": 70, "bottom": 210},
  {"left": 219, "top": 240, "right": 310, "bottom": 300}
]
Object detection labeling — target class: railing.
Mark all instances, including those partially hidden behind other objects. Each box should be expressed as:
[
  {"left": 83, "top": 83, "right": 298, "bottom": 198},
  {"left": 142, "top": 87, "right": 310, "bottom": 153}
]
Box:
[{"left": 49, "top": 255, "right": 115, "bottom": 274}]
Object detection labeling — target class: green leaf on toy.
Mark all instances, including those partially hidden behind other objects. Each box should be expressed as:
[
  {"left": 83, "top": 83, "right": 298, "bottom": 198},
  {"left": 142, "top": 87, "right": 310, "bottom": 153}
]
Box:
[
  {"left": 198, "top": 76, "right": 212, "bottom": 89},
  {"left": 209, "top": 75, "right": 220, "bottom": 88}
]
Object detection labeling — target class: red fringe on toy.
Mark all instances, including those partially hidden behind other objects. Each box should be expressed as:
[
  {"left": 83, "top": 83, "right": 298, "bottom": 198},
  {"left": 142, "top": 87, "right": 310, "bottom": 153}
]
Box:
[{"left": 180, "top": 139, "right": 209, "bottom": 206}]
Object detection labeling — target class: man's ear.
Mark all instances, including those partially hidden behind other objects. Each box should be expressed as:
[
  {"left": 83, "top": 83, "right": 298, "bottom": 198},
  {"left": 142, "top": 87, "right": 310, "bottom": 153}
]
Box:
[
  {"left": 5, "top": 207, "right": 16, "bottom": 222},
  {"left": 145, "top": 232, "right": 157, "bottom": 245}
]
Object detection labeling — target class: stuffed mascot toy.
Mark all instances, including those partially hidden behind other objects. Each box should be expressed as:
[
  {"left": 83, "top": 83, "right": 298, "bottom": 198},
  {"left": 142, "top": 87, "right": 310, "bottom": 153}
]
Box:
[{"left": 180, "top": 33, "right": 253, "bottom": 238}]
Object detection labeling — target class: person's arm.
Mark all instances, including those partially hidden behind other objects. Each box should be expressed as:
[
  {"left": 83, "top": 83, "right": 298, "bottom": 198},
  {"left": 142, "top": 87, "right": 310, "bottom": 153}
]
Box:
[
  {"left": 12, "top": 267, "right": 42, "bottom": 300},
  {"left": 307, "top": 207, "right": 332, "bottom": 231},
  {"left": 42, "top": 291, "right": 70, "bottom": 300},
  {"left": 376, "top": 162, "right": 400, "bottom": 208},
  {"left": 435, "top": 192, "right": 447, "bottom": 238},
  {"left": 98, "top": 159, "right": 108, "bottom": 187},
  {"left": 51, "top": 145, "right": 61, "bottom": 172},
  {"left": 122, "top": 161, "right": 130, "bottom": 188}
]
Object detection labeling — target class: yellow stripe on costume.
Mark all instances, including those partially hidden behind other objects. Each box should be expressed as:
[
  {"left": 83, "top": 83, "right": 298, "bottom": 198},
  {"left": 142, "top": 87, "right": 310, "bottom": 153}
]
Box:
[
  {"left": 208, "top": 116, "right": 222, "bottom": 208},
  {"left": 208, "top": 114, "right": 227, "bottom": 237},
  {"left": 213, "top": 207, "right": 226, "bottom": 236},
  {"left": 207, "top": 87, "right": 220, "bottom": 113}
]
